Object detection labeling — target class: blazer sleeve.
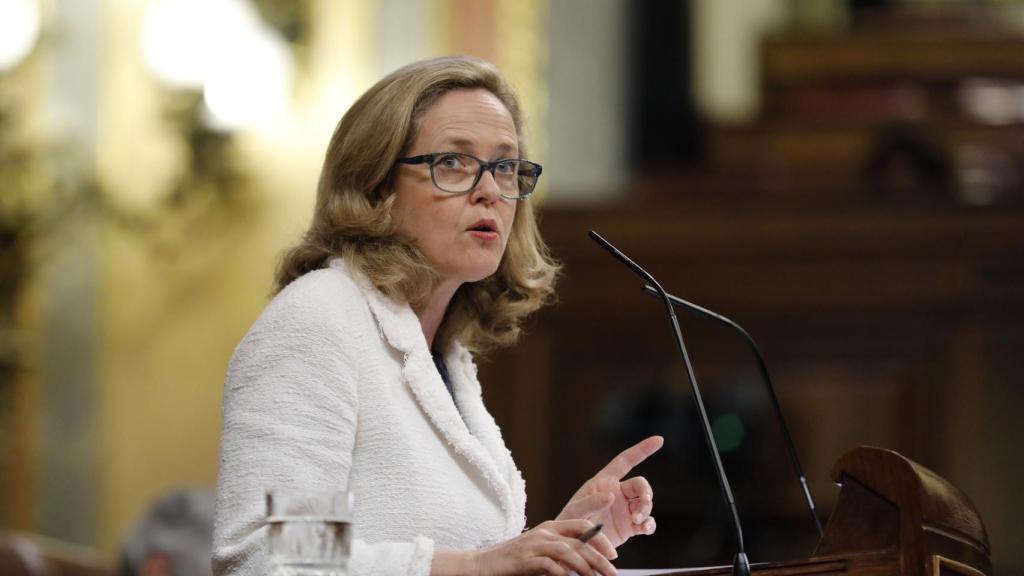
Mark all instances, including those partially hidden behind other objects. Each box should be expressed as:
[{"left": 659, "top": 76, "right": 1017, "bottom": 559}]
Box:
[{"left": 212, "top": 282, "right": 435, "bottom": 576}]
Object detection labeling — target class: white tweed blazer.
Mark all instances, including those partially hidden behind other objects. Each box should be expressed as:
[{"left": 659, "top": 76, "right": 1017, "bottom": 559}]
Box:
[{"left": 214, "top": 259, "right": 528, "bottom": 576}]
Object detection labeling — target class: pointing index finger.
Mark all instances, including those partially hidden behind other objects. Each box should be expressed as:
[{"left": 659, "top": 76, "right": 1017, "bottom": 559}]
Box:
[{"left": 598, "top": 435, "right": 664, "bottom": 480}]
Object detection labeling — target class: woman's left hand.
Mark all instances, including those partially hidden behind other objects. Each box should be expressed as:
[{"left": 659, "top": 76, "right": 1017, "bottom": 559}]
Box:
[{"left": 556, "top": 435, "right": 664, "bottom": 549}]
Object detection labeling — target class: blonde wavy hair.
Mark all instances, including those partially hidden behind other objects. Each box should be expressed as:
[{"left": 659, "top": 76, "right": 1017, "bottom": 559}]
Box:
[{"left": 275, "top": 56, "right": 559, "bottom": 353}]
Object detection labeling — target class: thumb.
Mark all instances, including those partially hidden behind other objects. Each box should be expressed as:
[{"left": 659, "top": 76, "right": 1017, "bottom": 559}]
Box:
[{"left": 558, "top": 491, "right": 614, "bottom": 520}]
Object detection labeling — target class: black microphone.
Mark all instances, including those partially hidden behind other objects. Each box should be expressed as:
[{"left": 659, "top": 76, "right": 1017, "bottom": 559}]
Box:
[
  {"left": 589, "top": 231, "right": 751, "bottom": 576},
  {"left": 641, "top": 285, "right": 824, "bottom": 538}
]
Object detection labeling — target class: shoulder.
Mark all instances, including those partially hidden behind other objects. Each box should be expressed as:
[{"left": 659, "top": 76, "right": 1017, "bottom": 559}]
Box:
[
  {"left": 223, "top": 262, "right": 381, "bottom": 401},
  {"left": 278, "top": 260, "right": 366, "bottom": 307},
  {"left": 268, "top": 261, "right": 372, "bottom": 324},
  {"left": 234, "top": 261, "right": 377, "bottom": 359}
]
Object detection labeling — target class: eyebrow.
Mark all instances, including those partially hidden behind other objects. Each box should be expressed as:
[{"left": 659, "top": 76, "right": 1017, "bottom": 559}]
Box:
[{"left": 439, "top": 137, "right": 518, "bottom": 158}]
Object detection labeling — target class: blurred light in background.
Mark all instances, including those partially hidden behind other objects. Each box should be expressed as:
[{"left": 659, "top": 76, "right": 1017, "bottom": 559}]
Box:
[
  {"left": 711, "top": 413, "right": 745, "bottom": 454},
  {"left": 141, "top": 0, "right": 212, "bottom": 89},
  {"left": 959, "top": 78, "right": 1024, "bottom": 126},
  {"left": 141, "top": 0, "right": 294, "bottom": 130},
  {"left": 202, "top": 22, "right": 293, "bottom": 131},
  {"left": 0, "top": 0, "right": 40, "bottom": 72}
]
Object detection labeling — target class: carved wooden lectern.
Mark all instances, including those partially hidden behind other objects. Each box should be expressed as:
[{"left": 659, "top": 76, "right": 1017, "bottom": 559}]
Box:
[{"left": 674, "top": 446, "right": 991, "bottom": 576}]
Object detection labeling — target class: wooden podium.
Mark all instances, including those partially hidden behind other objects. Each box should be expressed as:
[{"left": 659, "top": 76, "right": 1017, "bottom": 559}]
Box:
[{"left": 671, "top": 446, "right": 991, "bottom": 576}]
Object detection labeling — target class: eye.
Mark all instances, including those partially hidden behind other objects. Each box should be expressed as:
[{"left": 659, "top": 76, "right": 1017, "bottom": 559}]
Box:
[
  {"left": 435, "top": 154, "right": 465, "bottom": 170},
  {"left": 494, "top": 160, "right": 516, "bottom": 175}
]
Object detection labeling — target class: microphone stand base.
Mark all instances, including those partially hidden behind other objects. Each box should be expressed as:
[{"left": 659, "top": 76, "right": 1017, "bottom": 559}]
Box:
[{"left": 732, "top": 552, "right": 751, "bottom": 576}]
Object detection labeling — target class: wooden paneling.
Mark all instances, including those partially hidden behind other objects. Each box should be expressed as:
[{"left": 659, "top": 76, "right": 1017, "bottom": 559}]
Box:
[{"left": 480, "top": 199, "right": 1024, "bottom": 567}]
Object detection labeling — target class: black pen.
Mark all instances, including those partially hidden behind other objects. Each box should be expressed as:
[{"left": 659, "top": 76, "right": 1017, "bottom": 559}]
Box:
[{"left": 578, "top": 523, "right": 603, "bottom": 544}]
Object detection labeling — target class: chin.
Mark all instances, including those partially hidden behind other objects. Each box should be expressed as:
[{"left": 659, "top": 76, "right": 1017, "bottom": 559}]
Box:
[
  {"left": 464, "top": 269, "right": 499, "bottom": 284},
  {"left": 461, "top": 260, "right": 502, "bottom": 284}
]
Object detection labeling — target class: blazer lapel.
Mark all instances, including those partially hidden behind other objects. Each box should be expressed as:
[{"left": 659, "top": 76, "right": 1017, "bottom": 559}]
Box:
[
  {"left": 445, "top": 342, "right": 527, "bottom": 534},
  {"left": 345, "top": 262, "right": 517, "bottom": 531}
]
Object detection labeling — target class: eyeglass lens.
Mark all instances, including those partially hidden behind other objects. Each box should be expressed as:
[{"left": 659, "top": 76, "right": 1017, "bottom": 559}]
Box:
[{"left": 431, "top": 154, "right": 536, "bottom": 197}]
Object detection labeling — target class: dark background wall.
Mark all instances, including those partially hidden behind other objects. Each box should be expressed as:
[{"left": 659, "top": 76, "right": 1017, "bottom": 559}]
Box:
[{"left": 483, "top": 1, "right": 1024, "bottom": 572}]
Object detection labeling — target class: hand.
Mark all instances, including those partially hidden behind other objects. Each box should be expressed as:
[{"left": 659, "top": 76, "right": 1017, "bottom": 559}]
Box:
[
  {"left": 556, "top": 435, "right": 664, "bottom": 548},
  {"left": 469, "top": 519, "right": 618, "bottom": 576}
]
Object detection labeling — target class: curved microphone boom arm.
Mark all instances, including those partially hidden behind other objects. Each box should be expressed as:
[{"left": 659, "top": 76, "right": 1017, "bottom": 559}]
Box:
[
  {"left": 641, "top": 285, "right": 824, "bottom": 538},
  {"left": 589, "top": 231, "right": 751, "bottom": 576}
]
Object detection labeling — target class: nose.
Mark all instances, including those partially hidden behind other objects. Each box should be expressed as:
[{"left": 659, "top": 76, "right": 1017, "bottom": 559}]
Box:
[{"left": 470, "top": 168, "right": 502, "bottom": 204}]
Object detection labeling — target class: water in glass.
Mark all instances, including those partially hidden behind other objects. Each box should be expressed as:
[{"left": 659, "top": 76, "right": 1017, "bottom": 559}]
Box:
[{"left": 267, "top": 490, "right": 352, "bottom": 576}]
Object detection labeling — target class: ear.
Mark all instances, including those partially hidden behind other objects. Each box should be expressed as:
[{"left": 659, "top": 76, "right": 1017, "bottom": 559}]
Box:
[
  {"left": 373, "top": 178, "right": 393, "bottom": 204},
  {"left": 369, "top": 159, "right": 401, "bottom": 203}
]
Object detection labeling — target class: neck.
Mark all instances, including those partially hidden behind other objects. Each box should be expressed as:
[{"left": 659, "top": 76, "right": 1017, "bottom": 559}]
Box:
[{"left": 416, "top": 279, "right": 461, "bottom": 350}]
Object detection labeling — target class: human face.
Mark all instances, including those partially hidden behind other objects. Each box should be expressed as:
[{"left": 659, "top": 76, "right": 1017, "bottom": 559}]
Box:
[{"left": 391, "top": 88, "right": 519, "bottom": 287}]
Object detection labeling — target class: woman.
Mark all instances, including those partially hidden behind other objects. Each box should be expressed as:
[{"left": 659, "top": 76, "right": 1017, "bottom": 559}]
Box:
[{"left": 214, "top": 55, "right": 663, "bottom": 576}]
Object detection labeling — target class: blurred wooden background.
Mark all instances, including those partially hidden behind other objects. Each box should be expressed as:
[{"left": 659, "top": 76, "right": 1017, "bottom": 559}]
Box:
[{"left": 482, "top": 5, "right": 1024, "bottom": 570}]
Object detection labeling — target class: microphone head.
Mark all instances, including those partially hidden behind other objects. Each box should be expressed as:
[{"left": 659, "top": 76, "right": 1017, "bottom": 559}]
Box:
[
  {"left": 588, "top": 230, "right": 659, "bottom": 289},
  {"left": 588, "top": 230, "right": 613, "bottom": 251}
]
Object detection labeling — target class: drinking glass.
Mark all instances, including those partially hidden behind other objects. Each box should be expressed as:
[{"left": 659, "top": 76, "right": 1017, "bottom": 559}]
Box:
[{"left": 266, "top": 489, "right": 353, "bottom": 576}]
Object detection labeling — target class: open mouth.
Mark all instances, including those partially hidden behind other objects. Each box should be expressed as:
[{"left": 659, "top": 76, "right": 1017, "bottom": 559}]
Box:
[{"left": 469, "top": 220, "right": 498, "bottom": 234}]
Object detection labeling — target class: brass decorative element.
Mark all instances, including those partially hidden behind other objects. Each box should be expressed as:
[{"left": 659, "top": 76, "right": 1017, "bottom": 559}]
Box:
[{"left": 932, "top": 555, "right": 987, "bottom": 576}]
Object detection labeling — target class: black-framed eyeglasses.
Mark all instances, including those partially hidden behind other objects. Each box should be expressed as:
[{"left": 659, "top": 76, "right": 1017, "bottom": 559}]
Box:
[{"left": 395, "top": 152, "right": 542, "bottom": 200}]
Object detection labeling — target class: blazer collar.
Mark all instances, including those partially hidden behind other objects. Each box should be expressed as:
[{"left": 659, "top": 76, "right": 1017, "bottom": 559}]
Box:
[
  {"left": 443, "top": 342, "right": 527, "bottom": 532},
  {"left": 330, "top": 259, "right": 521, "bottom": 533}
]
